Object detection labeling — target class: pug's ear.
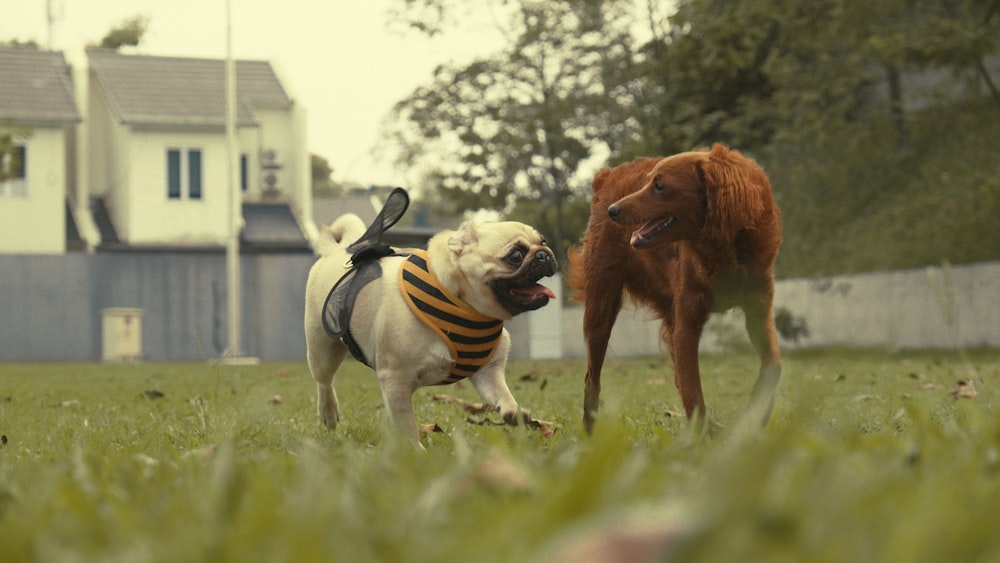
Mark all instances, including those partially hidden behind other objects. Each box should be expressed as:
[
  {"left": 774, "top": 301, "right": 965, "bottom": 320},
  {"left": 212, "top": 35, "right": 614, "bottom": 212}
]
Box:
[{"left": 448, "top": 221, "right": 479, "bottom": 256}]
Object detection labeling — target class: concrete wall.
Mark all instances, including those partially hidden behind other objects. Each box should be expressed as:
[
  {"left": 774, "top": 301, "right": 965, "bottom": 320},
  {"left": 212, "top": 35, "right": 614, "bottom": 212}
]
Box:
[
  {"left": 0, "top": 252, "right": 313, "bottom": 362},
  {"left": 2, "top": 256, "right": 996, "bottom": 363},
  {"left": 774, "top": 261, "right": 1000, "bottom": 351},
  {"left": 0, "top": 127, "right": 70, "bottom": 254},
  {"left": 556, "top": 261, "right": 1000, "bottom": 360}
]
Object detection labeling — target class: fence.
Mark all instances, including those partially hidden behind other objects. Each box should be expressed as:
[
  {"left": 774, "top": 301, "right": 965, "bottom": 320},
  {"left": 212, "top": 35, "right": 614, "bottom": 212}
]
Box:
[
  {"left": 553, "top": 261, "right": 1000, "bottom": 360},
  {"left": 0, "top": 252, "right": 313, "bottom": 362},
  {"left": 2, "top": 255, "right": 997, "bottom": 362}
]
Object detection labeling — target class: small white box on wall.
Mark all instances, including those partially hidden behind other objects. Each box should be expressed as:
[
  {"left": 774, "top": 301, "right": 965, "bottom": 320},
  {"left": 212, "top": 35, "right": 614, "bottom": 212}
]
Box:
[{"left": 101, "top": 308, "right": 143, "bottom": 362}]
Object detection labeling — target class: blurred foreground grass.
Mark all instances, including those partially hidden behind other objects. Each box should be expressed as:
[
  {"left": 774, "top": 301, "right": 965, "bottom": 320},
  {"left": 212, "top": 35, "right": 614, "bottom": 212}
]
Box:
[{"left": 1, "top": 349, "right": 999, "bottom": 562}]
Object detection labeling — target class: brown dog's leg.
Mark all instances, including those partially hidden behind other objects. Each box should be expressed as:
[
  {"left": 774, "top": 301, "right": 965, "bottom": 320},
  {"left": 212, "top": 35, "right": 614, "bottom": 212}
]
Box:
[
  {"left": 582, "top": 281, "right": 624, "bottom": 434},
  {"left": 743, "top": 291, "right": 782, "bottom": 425},
  {"left": 669, "top": 297, "right": 709, "bottom": 422}
]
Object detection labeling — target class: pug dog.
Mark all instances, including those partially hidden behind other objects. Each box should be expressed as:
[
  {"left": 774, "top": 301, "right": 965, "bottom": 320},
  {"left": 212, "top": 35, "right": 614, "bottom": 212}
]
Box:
[{"left": 304, "top": 214, "right": 558, "bottom": 445}]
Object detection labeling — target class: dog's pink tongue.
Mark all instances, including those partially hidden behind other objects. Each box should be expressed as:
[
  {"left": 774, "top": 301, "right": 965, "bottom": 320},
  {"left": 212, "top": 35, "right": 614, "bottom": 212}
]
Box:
[{"left": 514, "top": 284, "right": 556, "bottom": 299}]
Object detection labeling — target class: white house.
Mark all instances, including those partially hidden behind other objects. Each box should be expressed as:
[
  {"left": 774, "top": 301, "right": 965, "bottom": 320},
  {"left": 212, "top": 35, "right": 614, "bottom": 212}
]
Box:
[
  {"left": 1, "top": 47, "right": 314, "bottom": 255},
  {"left": 82, "top": 49, "right": 313, "bottom": 251},
  {"left": 0, "top": 47, "right": 82, "bottom": 254}
]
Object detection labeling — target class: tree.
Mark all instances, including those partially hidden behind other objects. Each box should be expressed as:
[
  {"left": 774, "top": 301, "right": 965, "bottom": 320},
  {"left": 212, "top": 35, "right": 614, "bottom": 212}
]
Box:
[
  {"left": 94, "top": 15, "right": 148, "bottom": 50},
  {"left": 311, "top": 154, "right": 338, "bottom": 196},
  {"left": 387, "top": 0, "right": 1000, "bottom": 275},
  {"left": 0, "top": 123, "right": 30, "bottom": 183},
  {"left": 311, "top": 153, "right": 364, "bottom": 196},
  {"left": 386, "top": 0, "right": 638, "bottom": 261}
]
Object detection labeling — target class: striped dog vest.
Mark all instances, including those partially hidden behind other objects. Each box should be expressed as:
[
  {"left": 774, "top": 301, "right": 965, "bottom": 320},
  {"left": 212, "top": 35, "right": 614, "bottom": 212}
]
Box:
[{"left": 398, "top": 249, "right": 504, "bottom": 384}]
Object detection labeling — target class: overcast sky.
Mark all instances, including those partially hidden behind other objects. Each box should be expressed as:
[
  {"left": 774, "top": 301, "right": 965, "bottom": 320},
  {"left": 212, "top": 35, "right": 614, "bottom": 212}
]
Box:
[{"left": 3, "top": 0, "right": 503, "bottom": 187}]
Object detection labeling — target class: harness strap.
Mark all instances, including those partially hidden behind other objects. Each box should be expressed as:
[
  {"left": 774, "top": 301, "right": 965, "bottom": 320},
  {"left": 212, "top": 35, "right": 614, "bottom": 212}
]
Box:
[{"left": 322, "top": 259, "right": 386, "bottom": 368}]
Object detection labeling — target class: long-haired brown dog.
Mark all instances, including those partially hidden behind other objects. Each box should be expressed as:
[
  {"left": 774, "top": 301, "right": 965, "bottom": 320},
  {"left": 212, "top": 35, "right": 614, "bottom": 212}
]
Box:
[{"left": 568, "top": 143, "right": 782, "bottom": 432}]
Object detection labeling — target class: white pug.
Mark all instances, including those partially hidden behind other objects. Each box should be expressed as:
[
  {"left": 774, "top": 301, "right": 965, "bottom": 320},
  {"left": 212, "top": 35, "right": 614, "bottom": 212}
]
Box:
[{"left": 304, "top": 214, "right": 558, "bottom": 445}]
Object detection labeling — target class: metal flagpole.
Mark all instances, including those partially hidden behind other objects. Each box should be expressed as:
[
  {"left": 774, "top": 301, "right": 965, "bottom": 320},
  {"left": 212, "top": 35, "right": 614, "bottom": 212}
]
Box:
[{"left": 221, "top": 0, "right": 257, "bottom": 365}]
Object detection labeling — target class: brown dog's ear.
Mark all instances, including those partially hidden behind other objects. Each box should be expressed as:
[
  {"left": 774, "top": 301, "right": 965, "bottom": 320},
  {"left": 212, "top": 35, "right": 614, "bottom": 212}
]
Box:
[
  {"left": 698, "top": 144, "right": 770, "bottom": 238},
  {"left": 448, "top": 221, "right": 478, "bottom": 256},
  {"left": 592, "top": 167, "right": 612, "bottom": 194}
]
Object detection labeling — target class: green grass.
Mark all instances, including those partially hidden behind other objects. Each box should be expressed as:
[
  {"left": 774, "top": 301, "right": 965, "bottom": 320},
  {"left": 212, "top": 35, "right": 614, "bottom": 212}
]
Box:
[{"left": 2, "top": 349, "right": 999, "bottom": 562}]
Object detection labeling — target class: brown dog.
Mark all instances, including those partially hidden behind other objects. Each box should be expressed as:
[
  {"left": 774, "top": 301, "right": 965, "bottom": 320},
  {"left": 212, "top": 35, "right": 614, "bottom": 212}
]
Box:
[{"left": 567, "top": 144, "right": 782, "bottom": 432}]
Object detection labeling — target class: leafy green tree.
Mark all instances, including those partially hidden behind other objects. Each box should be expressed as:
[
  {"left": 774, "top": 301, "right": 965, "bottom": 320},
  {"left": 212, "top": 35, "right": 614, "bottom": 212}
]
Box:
[
  {"left": 93, "top": 15, "right": 148, "bottom": 50},
  {"left": 311, "top": 154, "right": 338, "bottom": 196},
  {"left": 0, "top": 123, "right": 30, "bottom": 183},
  {"left": 0, "top": 39, "right": 40, "bottom": 49},
  {"left": 386, "top": 0, "right": 638, "bottom": 261},
  {"left": 388, "top": 0, "right": 1000, "bottom": 275}
]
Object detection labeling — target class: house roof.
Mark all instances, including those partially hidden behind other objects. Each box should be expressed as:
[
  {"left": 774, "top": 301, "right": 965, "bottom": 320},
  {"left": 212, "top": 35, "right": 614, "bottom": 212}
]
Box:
[
  {"left": 312, "top": 194, "right": 438, "bottom": 249},
  {"left": 87, "top": 49, "right": 292, "bottom": 128},
  {"left": 0, "top": 47, "right": 81, "bottom": 124},
  {"left": 241, "top": 202, "right": 311, "bottom": 252},
  {"left": 313, "top": 195, "right": 380, "bottom": 227}
]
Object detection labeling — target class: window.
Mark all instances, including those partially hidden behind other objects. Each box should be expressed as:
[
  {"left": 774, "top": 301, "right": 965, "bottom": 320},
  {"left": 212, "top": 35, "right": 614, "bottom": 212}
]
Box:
[
  {"left": 0, "top": 144, "right": 27, "bottom": 198},
  {"left": 188, "top": 149, "right": 202, "bottom": 199},
  {"left": 167, "top": 149, "right": 181, "bottom": 199},
  {"left": 240, "top": 154, "right": 248, "bottom": 192},
  {"left": 166, "top": 148, "right": 203, "bottom": 200}
]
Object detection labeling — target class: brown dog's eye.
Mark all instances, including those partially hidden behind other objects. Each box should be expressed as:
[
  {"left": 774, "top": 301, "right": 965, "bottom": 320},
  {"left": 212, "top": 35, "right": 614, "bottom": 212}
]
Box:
[
  {"left": 654, "top": 182, "right": 666, "bottom": 193},
  {"left": 541, "top": 238, "right": 548, "bottom": 247},
  {"left": 506, "top": 247, "right": 525, "bottom": 266}
]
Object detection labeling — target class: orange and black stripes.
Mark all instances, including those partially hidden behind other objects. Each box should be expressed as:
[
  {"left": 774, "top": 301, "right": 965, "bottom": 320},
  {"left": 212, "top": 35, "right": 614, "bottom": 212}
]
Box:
[{"left": 398, "top": 249, "right": 503, "bottom": 384}]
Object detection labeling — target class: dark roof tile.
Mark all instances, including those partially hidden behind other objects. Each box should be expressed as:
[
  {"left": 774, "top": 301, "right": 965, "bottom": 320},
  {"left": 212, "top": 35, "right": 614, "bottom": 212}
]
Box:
[
  {"left": 0, "top": 47, "right": 81, "bottom": 124},
  {"left": 88, "top": 49, "right": 292, "bottom": 127}
]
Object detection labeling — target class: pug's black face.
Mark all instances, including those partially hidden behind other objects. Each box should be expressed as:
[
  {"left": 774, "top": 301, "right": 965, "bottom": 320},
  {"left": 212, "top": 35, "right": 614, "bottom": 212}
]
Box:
[{"left": 490, "top": 240, "right": 558, "bottom": 316}]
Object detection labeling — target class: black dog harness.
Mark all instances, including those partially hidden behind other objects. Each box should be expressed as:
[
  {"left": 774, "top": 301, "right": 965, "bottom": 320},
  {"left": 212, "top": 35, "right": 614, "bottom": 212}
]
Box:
[{"left": 322, "top": 188, "right": 410, "bottom": 369}]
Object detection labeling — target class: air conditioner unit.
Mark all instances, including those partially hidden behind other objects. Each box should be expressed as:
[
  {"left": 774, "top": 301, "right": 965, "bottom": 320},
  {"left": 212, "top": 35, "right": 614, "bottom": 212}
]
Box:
[{"left": 260, "top": 148, "right": 283, "bottom": 197}]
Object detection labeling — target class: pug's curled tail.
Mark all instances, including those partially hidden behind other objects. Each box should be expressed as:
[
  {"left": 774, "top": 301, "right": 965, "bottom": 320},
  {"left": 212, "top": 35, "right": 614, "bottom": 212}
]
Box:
[{"left": 317, "top": 214, "right": 366, "bottom": 256}]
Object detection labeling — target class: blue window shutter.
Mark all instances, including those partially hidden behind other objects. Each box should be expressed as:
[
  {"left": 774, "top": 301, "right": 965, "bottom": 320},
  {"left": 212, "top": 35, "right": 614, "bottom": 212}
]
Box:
[
  {"left": 188, "top": 149, "right": 202, "bottom": 199},
  {"left": 167, "top": 149, "right": 181, "bottom": 199},
  {"left": 240, "top": 154, "right": 248, "bottom": 192}
]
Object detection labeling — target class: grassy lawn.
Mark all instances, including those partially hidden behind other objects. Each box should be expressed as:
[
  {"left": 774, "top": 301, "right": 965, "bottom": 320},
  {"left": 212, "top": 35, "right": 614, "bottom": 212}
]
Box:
[{"left": 1, "top": 349, "right": 999, "bottom": 562}]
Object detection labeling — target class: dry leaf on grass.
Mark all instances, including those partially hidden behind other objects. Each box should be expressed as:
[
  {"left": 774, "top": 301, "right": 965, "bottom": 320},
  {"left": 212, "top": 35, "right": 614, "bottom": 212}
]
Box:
[
  {"left": 919, "top": 382, "right": 939, "bottom": 390},
  {"left": 524, "top": 416, "right": 558, "bottom": 438},
  {"left": 435, "top": 395, "right": 556, "bottom": 437},
  {"left": 466, "top": 416, "right": 505, "bottom": 426},
  {"left": 469, "top": 451, "right": 531, "bottom": 492},
  {"left": 420, "top": 423, "right": 444, "bottom": 435},
  {"left": 268, "top": 394, "right": 283, "bottom": 405},
  {"left": 465, "top": 414, "right": 558, "bottom": 438},
  {"left": 432, "top": 394, "right": 490, "bottom": 414},
  {"left": 952, "top": 379, "right": 977, "bottom": 399}
]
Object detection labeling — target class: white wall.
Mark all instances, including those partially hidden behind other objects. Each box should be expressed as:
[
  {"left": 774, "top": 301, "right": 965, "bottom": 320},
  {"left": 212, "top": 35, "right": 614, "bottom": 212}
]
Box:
[
  {"left": 86, "top": 77, "right": 116, "bottom": 200},
  {"left": 253, "top": 109, "right": 296, "bottom": 197},
  {"left": 552, "top": 261, "right": 1000, "bottom": 361},
  {"left": 0, "top": 127, "right": 68, "bottom": 254},
  {"left": 121, "top": 130, "right": 232, "bottom": 245}
]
